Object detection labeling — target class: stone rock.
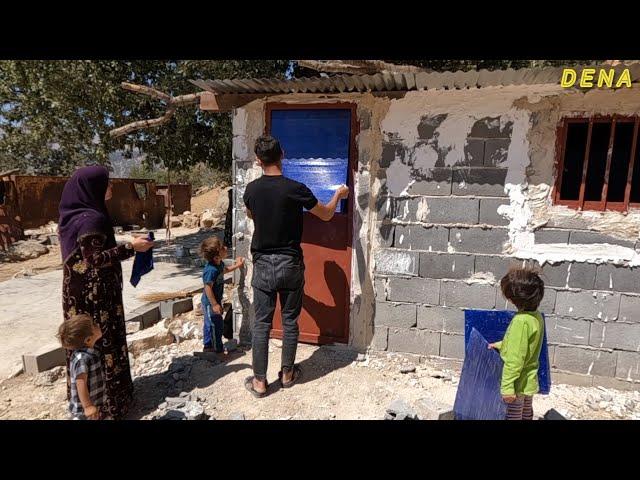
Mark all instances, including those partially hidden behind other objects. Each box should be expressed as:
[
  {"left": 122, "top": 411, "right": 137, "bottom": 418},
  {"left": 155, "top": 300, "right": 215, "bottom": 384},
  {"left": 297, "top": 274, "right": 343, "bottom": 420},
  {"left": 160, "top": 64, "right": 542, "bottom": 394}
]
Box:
[
  {"left": 193, "top": 295, "right": 204, "bottom": 317},
  {"left": 8, "top": 240, "right": 49, "bottom": 261},
  {"left": 400, "top": 365, "right": 416, "bottom": 374},
  {"left": 158, "top": 409, "right": 186, "bottom": 420},
  {"left": 169, "top": 216, "right": 183, "bottom": 228},
  {"left": 183, "top": 402, "right": 207, "bottom": 420},
  {"left": 224, "top": 339, "right": 238, "bottom": 352},
  {"left": 200, "top": 210, "right": 217, "bottom": 229},
  {"left": 229, "top": 412, "right": 245, "bottom": 420},
  {"left": 385, "top": 398, "right": 418, "bottom": 420},
  {"left": 182, "top": 211, "right": 191, "bottom": 216},
  {"left": 543, "top": 408, "right": 567, "bottom": 420},
  {"left": 126, "top": 323, "right": 174, "bottom": 356},
  {"left": 182, "top": 214, "right": 200, "bottom": 229},
  {"left": 414, "top": 397, "right": 454, "bottom": 420},
  {"left": 125, "top": 321, "right": 141, "bottom": 335},
  {"left": 33, "top": 366, "right": 65, "bottom": 387},
  {"left": 356, "top": 353, "right": 367, "bottom": 362}
]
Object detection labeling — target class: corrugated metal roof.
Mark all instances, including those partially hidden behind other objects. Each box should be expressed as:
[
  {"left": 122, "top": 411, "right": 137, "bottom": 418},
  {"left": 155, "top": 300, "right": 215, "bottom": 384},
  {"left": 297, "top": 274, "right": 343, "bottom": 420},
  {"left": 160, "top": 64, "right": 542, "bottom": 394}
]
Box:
[{"left": 191, "top": 64, "right": 640, "bottom": 95}]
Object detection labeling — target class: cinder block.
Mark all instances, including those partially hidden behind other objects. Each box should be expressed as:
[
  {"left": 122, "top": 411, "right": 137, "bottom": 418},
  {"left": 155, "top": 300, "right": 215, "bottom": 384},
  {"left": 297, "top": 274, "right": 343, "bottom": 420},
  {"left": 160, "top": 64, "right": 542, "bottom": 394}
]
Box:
[
  {"left": 378, "top": 224, "right": 395, "bottom": 248},
  {"left": 541, "top": 262, "right": 597, "bottom": 290},
  {"left": 388, "top": 276, "right": 440, "bottom": 305},
  {"left": 452, "top": 168, "right": 507, "bottom": 197},
  {"left": 475, "top": 255, "right": 524, "bottom": 277},
  {"left": 417, "top": 197, "right": 480, "bottom": 224},
  {"left": 374, "top": 277, "right": 387, "bottom": 301},
  {"left": 126, "top": 321, "right": 141, "bottom": 334},
  {"left": 555, "top": 290, "right": 620, "bottom": 321},
  {"left": 388, "top": 328, "right": 441, "bottom": 356},
  {"left": 469, "top": 117, "right": 513, "bottom": 139},
  {"left": 394, "top": 225, "right": 449, "bottom": 252},
  {"left": 616, "top": 351, "right": 640, "bottom": 381},
  {"left": 414, "top": 397, "right": 455, "bottom": 420},
  {"left": 546, "top": 316, "right": 591, "bottom": 345},
  {"left": 419, "top": 252, "right": 474, "bottom": 280},
  {"left": 495, "top": 287, "right": 557, "bottom": 314},
  {"left": 551, "top": 370, "right": 594, "bottom": 387},
  {"left": 380, "top": 142, "right": 404, "bottom": 168},
  {"left": 589, "top": 321, "right": 640, "bottom": 351},
  {"left": 460, "top": 138, "right": 485, "bottom": 166},
  {"left": 591, "top": 375, "right": 640, "bottom": 391},
  {"left": 440, "top": 333, "right": 465, "bottom": 359},
  {"left": 449, "top": 227, "right": 509, "bottom": 254},
  {"left": 407, "top": 168, "right": 453, "bottom": 196},
  {"left": 374, "top": 302, "right": 417, "bottom": 328},
  {"left": 160, "top": 297, "right": 193, "bottom": 319},
  {"left": 553, "top": 345, "right": 617, "bottom": 377},
  {"left": 619, "top": 295, "right": 640, "bottom": 323},
  {"left": 22, "top": 344, "right": 66, "bottom": 375},
  {"left": 417, "top": 306, "right": 465, "bottom": 333},
  {"left": 534, "top": 228, "right": 570, "bottom": 244},
  {"left": 479, "top": 198, "right": 510, "bottom": 226},
  {"left": 440, "top": 280, "right": 496, "bottom": 309},
  {"left": 569, "top": 230, "right": 635, "bottom": 249},
  {"left": 127, "top": 305, "right": 161, "bottom": 329},
  {"left": 483, "top": 138, "right": 510, "bottom": 167},
  {"left": 374, "top": 249, "right": 419, "bottom": 276},
  {"left": 371, "top": 326, "right": 389, "bottom": 351},
  {"left": 594, "top": 264, "right": 640, "bottom": 294},
  {"left": 376, "top": 196, "right": 395, "bottom": 221}
]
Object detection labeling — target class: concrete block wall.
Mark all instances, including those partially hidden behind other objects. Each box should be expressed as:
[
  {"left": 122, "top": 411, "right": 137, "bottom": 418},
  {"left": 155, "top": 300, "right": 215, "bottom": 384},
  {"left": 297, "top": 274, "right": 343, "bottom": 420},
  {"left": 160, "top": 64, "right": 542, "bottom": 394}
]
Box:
[{"left": 372, "top": 115, "right": 640, "bottom": 389}]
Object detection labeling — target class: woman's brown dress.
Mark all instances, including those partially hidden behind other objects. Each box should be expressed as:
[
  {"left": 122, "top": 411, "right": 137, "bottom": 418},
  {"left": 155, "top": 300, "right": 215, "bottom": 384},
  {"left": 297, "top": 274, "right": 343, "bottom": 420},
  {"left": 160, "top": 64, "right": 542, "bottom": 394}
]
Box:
[{"left": 63, "top": 233, "right": 135, "bottom": 419}]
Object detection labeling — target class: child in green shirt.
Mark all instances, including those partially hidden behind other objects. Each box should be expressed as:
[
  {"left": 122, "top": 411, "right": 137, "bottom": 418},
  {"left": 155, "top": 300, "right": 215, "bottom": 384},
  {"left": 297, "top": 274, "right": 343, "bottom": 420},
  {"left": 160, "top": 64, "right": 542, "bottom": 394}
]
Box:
[{"left": 489, "top": 267, "right": 545, "bottom": 420}]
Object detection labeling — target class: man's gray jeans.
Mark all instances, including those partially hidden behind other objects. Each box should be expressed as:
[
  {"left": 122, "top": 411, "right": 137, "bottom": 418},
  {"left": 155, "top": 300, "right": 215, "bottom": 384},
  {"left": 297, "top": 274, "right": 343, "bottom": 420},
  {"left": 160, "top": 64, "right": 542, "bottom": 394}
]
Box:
[{"left": 251, "top": 253, "right": 305, "bottom": 380}]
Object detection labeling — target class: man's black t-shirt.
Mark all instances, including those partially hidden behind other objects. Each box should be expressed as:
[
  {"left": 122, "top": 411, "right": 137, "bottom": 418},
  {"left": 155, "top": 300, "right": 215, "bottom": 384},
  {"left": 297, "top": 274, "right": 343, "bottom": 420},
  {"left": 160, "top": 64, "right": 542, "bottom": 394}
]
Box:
[{"left": 243, "top": 175, "right": 318, "bottom": 260}]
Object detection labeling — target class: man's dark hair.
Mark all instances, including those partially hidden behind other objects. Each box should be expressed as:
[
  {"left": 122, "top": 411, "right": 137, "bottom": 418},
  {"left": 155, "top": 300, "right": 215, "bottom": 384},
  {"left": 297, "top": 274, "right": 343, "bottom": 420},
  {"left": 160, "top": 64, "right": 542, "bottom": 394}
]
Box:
[
  {"left": 254, "top": 135, "right": 283, "bottom": 165},
  {"left": 500, "top": 266, "right": 545, "bottom": 312}
]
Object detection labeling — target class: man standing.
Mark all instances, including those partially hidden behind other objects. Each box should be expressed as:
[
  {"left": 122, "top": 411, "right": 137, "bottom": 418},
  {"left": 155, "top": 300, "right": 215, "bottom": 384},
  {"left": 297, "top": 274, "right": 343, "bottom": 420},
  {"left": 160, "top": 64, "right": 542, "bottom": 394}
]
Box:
[{"left": 243, "top": 135, "right": 349, "bottom": 397}]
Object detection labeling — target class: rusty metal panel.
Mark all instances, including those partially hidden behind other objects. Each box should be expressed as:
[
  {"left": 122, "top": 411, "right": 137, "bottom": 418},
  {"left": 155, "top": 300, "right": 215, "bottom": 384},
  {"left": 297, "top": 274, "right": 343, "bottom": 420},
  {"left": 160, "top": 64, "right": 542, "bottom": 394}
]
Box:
[
  {"left": 156, "top": 184, "right": 192, "bottom": 215},
  {"left": 0, "top": 179, "right": 24, "bottom": 251},
  {"left": 13, "top": 175, "right": 67, "bottom": 230}
]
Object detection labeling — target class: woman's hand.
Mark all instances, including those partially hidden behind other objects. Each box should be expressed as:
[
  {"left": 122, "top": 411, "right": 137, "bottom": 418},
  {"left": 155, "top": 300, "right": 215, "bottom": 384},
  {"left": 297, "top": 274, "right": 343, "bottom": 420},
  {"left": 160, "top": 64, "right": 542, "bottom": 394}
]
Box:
[{"left": 131, "top": 235, "right": 154, "bottom": 252}]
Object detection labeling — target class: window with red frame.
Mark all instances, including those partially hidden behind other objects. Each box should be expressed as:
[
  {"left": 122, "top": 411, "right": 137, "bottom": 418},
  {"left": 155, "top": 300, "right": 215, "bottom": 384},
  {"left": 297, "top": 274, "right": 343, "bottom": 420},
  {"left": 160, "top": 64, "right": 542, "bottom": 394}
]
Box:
[{"left": 554, "top": 117, "right": 640, "bottom": 212}]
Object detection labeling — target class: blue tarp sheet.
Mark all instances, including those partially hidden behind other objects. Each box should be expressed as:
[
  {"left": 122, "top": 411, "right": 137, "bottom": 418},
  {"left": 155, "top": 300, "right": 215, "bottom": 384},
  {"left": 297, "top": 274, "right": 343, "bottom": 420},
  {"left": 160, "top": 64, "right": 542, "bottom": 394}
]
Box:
[
  {"left": 463, "top": 309, "right": 551, "bottom": 394},
  {"left": 270, "top": 109, "right": 351, "bottom": 213},
  {"left": 454, "top": 328, "right": 507, "bottom": 420}
]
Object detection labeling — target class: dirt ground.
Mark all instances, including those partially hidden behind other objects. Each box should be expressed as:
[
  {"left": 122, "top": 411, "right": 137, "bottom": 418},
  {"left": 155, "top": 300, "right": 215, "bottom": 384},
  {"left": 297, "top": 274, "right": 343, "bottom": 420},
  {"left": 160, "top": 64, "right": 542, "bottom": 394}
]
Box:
[
  {"left": 0, "top": 245, "right": 63, "bottom": 283},
  {"left": 1, "top": 334, "right": 638, "bottom": 420}
]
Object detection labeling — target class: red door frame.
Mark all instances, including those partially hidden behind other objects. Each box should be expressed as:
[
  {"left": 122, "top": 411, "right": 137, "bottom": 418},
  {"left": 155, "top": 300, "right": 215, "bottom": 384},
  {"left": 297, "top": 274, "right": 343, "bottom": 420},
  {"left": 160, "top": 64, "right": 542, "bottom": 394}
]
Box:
[{"left": 264, "top": 101, "right": 359, "bottom": 344}]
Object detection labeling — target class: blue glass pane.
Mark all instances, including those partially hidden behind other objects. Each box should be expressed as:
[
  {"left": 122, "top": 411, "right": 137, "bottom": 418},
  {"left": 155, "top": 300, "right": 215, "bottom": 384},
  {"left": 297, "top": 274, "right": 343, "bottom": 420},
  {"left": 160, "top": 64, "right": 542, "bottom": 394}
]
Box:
[{"left": 271, "top": 109, "right": 351, "bottom": 213}]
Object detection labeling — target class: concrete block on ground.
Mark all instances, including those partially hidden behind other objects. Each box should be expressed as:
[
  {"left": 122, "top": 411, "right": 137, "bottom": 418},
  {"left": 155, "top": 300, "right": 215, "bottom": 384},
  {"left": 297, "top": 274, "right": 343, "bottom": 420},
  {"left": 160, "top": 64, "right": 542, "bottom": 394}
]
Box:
[
  {"left": 553, "top": 345, "right": 617, "bottom": 377},
  {"left": 534, "top": 228, "right": 570, "bottom": 244},
  {"left": 439, "top": 333, "right": 465, "bottom": 359},
  {"left": 568, "top": 230, "right": 635, "bottom": 249},
  {"left": 374, "top": 249, "right": 419, "bottom": 276},
  {"left": 551, "top": 370, "right": 594, "bottom": 387},
  {"left": 440, "top": 280, "right": 496, "bottom": 309},
  {"left": 449, "top": 227, "right": 509, "bottom": 254},
  {"left": 374, "top": 301, "right": 417, "bottom": 328},
  {"left": 546, "top": 316, "right": 591, "bottom": 345},
  {"left": 406, "top": 168, "right": 452, "bottom": 196},
  {"left": 594, "top": 264, "right": 640, "bottom": 294},
  {"left": 419, "top": 252, "right": 474, "bottom": 280},
  {"left": 483, "top": 138, "right": 510, "bottom": 167},
  {"left": 128, "top": 305, "right": 161, "bottom": 329},
  {"left": 589, "top": 321, "right": 640, "bottom": 351},
  {"left": 417, "top": 306, "right": 465, "bottom": 333},
  {"left": 371, "top": 326, "right": 389, "bottom": 351},
  {"left": 616, "top": 351, "right": 640, "bottom": 381},
  {"left": 414, "top": 397, "right": 455, "bottom": 420},
  {"left": 22, "top": 344, "right": 66, "bottom": 375},
  {"left": 452, "top": 168, "right": 507, "bottom": 197},
  {"left": 394, "top": 225, "right": 449, "bottom": 252},
  {"left": 478, "top": 198, "right": 510, "bottom": 226},
  {"left": 554, "top": 290, "right": 620, "bottom": 321},
  {"left": 388, "top": 276, "right": 440, "bottom": 305},
  {"left": 618, "top": 295, "right": 640, "bottom": 323},
  {"left": 388, "top": 328, "right": 440, "bottom": 356}
]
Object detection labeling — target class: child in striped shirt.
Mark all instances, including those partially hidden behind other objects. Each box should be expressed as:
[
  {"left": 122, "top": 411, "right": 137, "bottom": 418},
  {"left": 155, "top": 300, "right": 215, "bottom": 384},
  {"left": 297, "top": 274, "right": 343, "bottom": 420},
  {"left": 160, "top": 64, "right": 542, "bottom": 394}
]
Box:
[{"left": 58, "top": 314, "right": 106, "bottom": 420}]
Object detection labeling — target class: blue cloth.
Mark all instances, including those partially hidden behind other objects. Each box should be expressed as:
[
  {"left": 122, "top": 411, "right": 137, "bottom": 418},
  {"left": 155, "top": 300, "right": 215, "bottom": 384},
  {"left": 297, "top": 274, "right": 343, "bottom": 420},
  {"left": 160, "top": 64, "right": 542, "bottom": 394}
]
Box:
[
  {"left": 203, "top": 306, "right": 224, "bottom": 352},
  {"left": 270, "top": 109, "right": 351, "bottom": 214},
  {"left": 463, "top": 309, "right": 551, "bottom": 394},
  {"left": 201, "top": 261, "right": 224, "bottom": 308},
  {"left": 454, "top": 328, "right": 508, "bottom": 420},
  {"left": 129, "top": 231, "right": 154, "bottom": 287}
]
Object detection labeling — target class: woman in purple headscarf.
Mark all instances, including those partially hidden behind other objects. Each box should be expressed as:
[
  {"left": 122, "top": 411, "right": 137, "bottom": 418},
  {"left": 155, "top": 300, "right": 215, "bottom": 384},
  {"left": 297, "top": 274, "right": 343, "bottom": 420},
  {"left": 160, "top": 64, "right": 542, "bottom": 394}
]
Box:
[{"left": 58, "top": 166, "right": 153, "bottom": 419}]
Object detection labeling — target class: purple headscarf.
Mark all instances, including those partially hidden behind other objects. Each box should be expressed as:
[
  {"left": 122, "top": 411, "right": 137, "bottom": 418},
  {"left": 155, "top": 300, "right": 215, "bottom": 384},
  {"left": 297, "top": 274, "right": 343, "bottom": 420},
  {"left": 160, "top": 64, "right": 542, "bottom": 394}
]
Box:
[{"left": 58, "top": 166, "right": 116, "bottom": 260}]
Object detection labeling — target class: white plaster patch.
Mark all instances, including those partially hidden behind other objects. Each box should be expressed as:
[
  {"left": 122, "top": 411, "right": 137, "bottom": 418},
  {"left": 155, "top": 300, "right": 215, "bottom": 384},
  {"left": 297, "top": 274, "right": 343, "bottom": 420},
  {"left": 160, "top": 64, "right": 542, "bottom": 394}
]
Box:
[{"left": 513, "top": 243, "right": 640, "bottom": 266}]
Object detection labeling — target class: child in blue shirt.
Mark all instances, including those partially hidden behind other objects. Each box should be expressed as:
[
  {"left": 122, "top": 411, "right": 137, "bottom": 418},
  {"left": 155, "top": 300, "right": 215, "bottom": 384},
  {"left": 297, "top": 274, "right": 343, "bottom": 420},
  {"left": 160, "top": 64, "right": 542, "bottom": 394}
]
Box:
[{"left": 198, "top": 236, "right": 244, "bottom": 357}]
